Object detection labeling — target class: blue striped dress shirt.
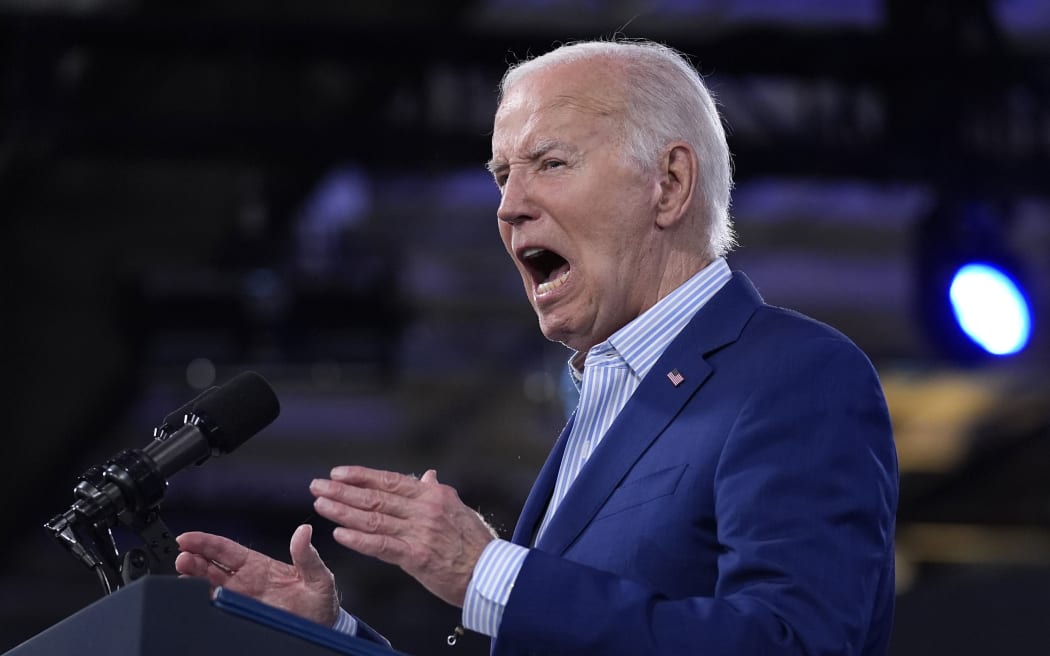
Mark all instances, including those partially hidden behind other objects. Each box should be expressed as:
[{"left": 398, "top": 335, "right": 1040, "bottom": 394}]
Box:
[{"left": 461, "top": 257, "right": 732, "bottom": 637}]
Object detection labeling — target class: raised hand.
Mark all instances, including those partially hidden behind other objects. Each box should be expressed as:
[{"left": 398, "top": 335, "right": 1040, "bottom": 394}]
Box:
[
  {"left": 175, "top": 523, "right": 340, "bottom": 626},
  {"left": 310, "top": 467, "right": 497, "bottom": 607}
]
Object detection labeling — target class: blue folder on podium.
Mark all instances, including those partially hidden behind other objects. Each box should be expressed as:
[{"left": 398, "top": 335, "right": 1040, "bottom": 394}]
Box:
[{"left": 4, "top": 576, "right": 406, "bottom": 656}]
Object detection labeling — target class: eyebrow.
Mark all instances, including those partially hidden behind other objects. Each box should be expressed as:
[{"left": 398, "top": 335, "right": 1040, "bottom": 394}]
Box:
[
  {"left": 484, "top": 158, "right": 503, "bottom": 176},
  {"left": 486, "top": 138, "right": 577, "bottom": 176}
]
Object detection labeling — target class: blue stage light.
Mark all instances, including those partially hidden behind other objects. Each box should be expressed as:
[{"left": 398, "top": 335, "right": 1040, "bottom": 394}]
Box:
[{"left": 948, "top": 263, "right": 1033, "bottom": 356}]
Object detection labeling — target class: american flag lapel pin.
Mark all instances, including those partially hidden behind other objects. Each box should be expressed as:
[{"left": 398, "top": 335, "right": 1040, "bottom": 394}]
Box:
[{"left": 666, "top": 369, "right": 685, "bottom": 387}]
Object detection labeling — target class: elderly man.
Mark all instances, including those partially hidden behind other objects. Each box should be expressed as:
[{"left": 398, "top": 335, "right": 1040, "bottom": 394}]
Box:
[{"left": 177, "top": 40, "right": 898, "bottom": 655}]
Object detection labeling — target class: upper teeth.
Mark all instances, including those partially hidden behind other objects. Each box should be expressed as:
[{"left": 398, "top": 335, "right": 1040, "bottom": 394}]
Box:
[{"left": 523, "top": 247, "right": 545, "bottom": 259}]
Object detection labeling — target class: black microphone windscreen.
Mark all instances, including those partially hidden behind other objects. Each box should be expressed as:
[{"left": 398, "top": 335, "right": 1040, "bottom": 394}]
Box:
[{"left": 192, "top": 371, "right": 280, "bottom": 453}]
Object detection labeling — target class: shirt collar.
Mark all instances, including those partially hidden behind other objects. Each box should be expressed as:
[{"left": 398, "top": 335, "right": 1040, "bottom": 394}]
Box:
[{"left": 568, "top": 257, "right": 732, "bottom": 387}]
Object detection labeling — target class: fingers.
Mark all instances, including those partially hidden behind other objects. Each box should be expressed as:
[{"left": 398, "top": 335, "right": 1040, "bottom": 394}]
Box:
[
  {"left": 174, "top": 551, "right": 234, "bottom": 588},
  {"left": 174, "top": 551, "right": 209, "bottom": 577},
  {"left": 316, "top": 466, "right": 491, "bottom": 608},
  {"left": 288, "top": 524, "right": 332, "bottom": 586},
  {"left": 311, "top": 466, "right": 437, "bottom": 523},
  {"left": 309, "top": 480, "right": 411, "bottom": 520},
  {"left": 329, "top": 466, "right": 425, "bottom": 497},
  {"left": 313, "top": 497, "right": 416, "bottom": 538},
  {"left": 331, "top": 527, "right": 410, "bottom": 568},
  {"left": 176, "top": 532, "right": 252, "bottom": 572},
  {"left": 310, "top": 466, "right": 447, "bottom": 562}
]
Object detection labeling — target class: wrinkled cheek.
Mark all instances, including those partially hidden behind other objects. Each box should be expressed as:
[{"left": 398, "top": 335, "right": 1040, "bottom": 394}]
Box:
[{"left": 497, "top": 224, "right": 514, "bottom": 256}]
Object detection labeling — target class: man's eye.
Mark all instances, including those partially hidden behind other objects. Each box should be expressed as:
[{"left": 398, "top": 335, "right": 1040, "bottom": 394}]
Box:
[{"left": 542, "top": 160, "right": 565, "bottom": 170}]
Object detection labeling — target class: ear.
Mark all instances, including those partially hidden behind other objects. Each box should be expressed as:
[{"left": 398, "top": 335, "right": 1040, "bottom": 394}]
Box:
[{"left": 655, "top": 142, "right": 698, "bottom": 229}]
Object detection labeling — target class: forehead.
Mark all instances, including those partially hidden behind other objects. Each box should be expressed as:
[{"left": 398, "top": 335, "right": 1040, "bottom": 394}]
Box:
[{"left": 492, "top": 63, "right": 624, "bottom": 155}]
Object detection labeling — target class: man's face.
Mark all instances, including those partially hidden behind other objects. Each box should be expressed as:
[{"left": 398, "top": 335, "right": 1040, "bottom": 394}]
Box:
[{"left": 490, "top": 63, "right": 665, "bottom": 353}]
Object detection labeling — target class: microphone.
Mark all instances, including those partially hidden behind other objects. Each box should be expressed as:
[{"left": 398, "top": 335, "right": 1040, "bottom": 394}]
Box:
[
  {"left": 143, "top": 371, "right": 278, "bottom": 481},
  {"left": 154, "top": 385, "right": 219, "bottom": 440},
  {"left": 53, "top": 371, "right": 280, "bottom": 528},
  {"left": 46, "top": 371, "right": 280, "bottom": 591}
]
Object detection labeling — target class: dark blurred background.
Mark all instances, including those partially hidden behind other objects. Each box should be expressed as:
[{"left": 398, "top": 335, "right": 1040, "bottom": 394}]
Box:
[{"left": 3, "top": 0, "right": 1049, "bottom": 654}]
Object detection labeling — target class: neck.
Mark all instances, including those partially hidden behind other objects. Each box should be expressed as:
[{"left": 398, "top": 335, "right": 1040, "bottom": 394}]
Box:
[
  {"left": 568, "top": 254, "right": 716, "bottom": 364},
  {"left": 654, "top": 252, "right": 713, "bottom": 306}
]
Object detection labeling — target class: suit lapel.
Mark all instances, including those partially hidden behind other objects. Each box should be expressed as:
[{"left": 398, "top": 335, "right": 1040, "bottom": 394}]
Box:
[
  {"left": 510, "top": 411, "right": 576, "bottom": 546},
  {"left": 533, "top": 272, "right": 765, "bottom": 555}
]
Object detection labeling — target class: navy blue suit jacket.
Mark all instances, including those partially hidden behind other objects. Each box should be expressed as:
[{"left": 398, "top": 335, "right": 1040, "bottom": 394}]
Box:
[{"left": 491, "top": 272, "right": 898, "bottom": 655}]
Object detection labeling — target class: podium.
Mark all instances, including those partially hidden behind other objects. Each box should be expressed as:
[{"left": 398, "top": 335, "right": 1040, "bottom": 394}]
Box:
[{"left": 4, "top": 576, "right": 405, "bottom": 655}]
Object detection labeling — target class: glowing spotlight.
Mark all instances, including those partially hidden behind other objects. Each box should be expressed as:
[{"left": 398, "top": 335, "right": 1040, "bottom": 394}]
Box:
[{"left": 948, "top": 263, "right": 1032, "bottom": 356}]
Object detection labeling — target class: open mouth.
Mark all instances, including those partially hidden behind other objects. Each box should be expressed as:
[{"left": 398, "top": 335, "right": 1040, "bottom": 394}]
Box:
[{"left": 521, "top": 246, "right": 571, "bottom": 296}]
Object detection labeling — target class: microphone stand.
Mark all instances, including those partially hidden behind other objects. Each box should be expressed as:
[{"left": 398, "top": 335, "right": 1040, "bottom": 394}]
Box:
[{"left": 44, "top": 426, "right": 184, "bottom": 595}]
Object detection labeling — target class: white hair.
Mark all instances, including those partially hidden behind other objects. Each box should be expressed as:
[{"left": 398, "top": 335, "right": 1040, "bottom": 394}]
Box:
[{"left": 499, "top": 40, "right": 736, "bottom": 259}]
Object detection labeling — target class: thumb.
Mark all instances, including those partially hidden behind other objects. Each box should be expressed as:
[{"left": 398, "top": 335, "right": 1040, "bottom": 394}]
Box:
[
  {"left": 289, "top": 524, "right": 330, "bottom": 584},
  {"left": 421, "top": 469, "right": 439, "bottom": 484}
]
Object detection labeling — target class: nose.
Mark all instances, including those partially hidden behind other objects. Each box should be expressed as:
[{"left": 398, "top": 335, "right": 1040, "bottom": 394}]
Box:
[{"left": 496, "top": 171, "right": 535, "bottom": 226}]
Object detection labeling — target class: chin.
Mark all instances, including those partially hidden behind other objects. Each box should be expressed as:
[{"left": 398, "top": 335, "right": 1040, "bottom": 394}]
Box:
[
  {"left": 536, "top": 318, "right": 574, "bottom": 347},
  {"left": 541, "top": 326, "right": 594, "bottom": 353}
]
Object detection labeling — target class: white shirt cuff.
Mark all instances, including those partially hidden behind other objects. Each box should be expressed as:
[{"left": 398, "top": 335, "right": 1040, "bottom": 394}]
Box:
[
  {"left": 462, "top": 539, "right": 529, "bottom": 637},
  {"left": 332, "top": 607, "right": 359, "bottom": 635}
]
